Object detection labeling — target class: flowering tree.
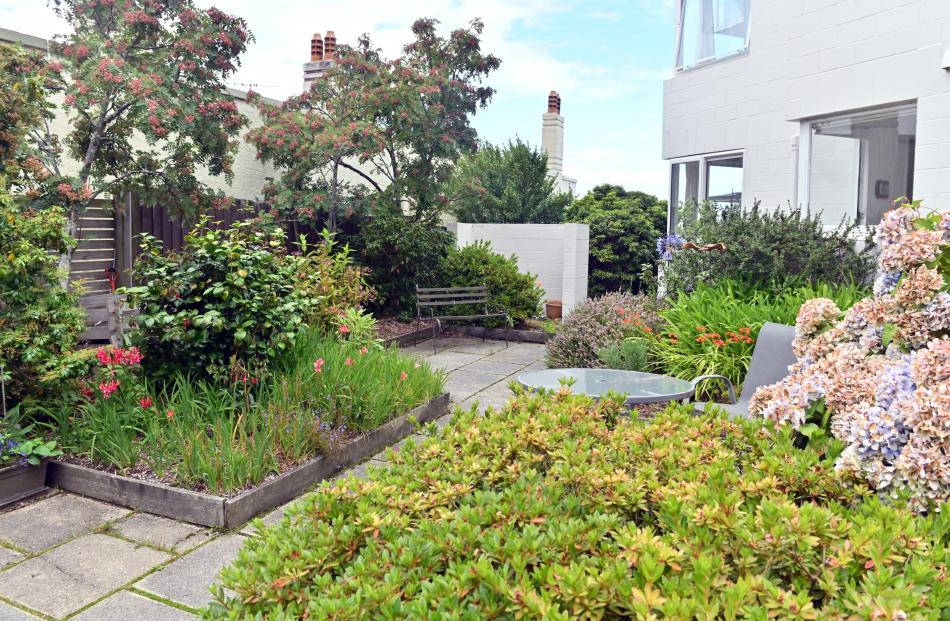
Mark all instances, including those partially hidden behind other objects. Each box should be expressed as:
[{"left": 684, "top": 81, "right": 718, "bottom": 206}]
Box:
[
  {"left": 246, "top": 38, "right": 384, "bottom": 231},
  {"left": 21, "top": 0, "right": 251, "bottom": 223},
  {"left": 751, "top": 200, "right": 950, "bottom": 510}
]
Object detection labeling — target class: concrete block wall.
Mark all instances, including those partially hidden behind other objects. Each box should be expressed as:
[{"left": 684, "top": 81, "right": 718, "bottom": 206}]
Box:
[
  {"left": 454, "top": 223, "right": 590, "bottom": 313},
  {"left": 662, "top": 0, "right": 950, "bottom": 212}
]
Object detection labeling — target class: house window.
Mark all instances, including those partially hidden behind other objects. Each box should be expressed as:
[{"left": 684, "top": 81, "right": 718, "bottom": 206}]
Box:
[
  {"left": 804, "top": 104, "right": 916, "bottom": 227},
  {"left": 669, "top": 153, "right": 744, "bottom": 231},
  {"left": 676, "top": 0, "right": 751, "bottom": 70}
]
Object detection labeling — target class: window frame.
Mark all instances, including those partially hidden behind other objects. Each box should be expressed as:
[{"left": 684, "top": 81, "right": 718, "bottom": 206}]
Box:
[
  {"left": 796, "top": 101, "right": 918, "bottom": 227},
  {"left": 668, "top": 150, "right": 745, "bottom": 232},
  {"left": 674, "top": 0, "right": 752, "bottom": 72}
]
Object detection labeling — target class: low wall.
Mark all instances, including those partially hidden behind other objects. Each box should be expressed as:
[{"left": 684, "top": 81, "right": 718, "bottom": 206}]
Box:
[{"left": 453, "top": 223, "right": 589, "bottom": 313}]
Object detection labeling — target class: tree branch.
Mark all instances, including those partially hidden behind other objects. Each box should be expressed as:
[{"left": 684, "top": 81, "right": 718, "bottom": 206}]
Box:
[{"left": 338, "top": 161, "right": 382, "bottom": 193}]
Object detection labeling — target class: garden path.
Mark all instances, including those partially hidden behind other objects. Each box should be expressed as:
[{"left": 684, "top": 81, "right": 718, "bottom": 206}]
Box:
[{"left": 0, "top": 338, "right": 545, "bottom": 620}]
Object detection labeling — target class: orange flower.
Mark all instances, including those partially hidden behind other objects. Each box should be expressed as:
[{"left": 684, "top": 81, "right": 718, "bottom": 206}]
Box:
[
  {"left": 713, "top": 340, "right": 726, "bottom": 347},
  {"left": 400, "top": 371, "right": 408, "bottom": 381},
  {"left": 696, "top": 325, "right": 708, "bottom": 332},
  {"left": 642, "top": 327, "right": 653, "bottom": 333}
]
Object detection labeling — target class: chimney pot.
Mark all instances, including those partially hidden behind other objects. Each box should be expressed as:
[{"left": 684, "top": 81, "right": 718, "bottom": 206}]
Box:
[
  {"left": 310, "top": 33, "right": 324, "bottom": 61},
  {"left": 547, "top": 91, "right": 560, "bottom": 114},
  {"left": 324, "top": 30, "right": 337, "bottom": 59}
]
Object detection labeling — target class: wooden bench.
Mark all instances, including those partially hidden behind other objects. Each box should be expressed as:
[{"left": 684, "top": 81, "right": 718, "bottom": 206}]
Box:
[{"left": 415, "top": 285, "right": 511, "bottom": 353}]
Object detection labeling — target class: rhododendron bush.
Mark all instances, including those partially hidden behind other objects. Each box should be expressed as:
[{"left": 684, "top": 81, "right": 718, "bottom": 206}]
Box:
[{"left": 752, "top": 200, "right": 950, "bottom": 510}]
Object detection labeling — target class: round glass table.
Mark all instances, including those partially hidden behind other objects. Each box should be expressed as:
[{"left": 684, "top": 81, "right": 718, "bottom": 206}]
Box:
[{"left": 516, "top": 368, "right": 695, "bottom": 405}]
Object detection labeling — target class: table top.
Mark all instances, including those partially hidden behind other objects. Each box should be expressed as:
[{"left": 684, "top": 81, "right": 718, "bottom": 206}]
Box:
[{"left": 517, "top": 368, "right": 695, "bottom": 405}]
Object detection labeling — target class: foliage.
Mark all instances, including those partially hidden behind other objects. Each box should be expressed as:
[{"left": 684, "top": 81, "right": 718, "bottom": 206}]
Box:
[
  {"left": 293, "top": 231, "right": 373, "bottom": 329},
  {"left": 439, "top": 241, "right": 543, "bottom": 326},
  {"left": 331, "top": 307, "right": 382, "bottom": 351},
  {"left": 350, "top": 212, "right": 455, "bottom": 318},
  {"left": 124, "top": 219, "right": 318, "bottom": 381},
  {"left": 565, "top": 184, "right": 668, "bottom": 296},
  {"left": 36, "top": 334, "right": 444, "bottom": 493},
  {"left": 208, "top": 392, "right": 949, "bottom": 619},
  {"left": 0, "top": 419, "right": 61, "bottom": 467},
  {"left": 752, "top": 200, "right": 950, "bottom": 511},
  {"left": 665, "top": 200, "right": 876, "bottom": 294},
  {"left": 596, "top": 338, "right": 650, "bottom": 371},
  {"left": 446, "top": 138, "right": 571, "bottom": 224},
  {"left": 253, "top": 19, "right": 500, "bottom": 226},
  {"left": 0, "top": 192, "right": 85, "bottom": 407},
  {"left": 17, "top": 0, "right": 250, "bottom": 221},
  {"left": 646, "top": 280, "right": 868, "bottom": 398},
  {"left": 545, "top": 292, "right": 663, "bottom": 368}
]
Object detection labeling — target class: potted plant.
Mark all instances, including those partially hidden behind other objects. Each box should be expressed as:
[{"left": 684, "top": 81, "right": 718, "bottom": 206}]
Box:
[{"left": 0, "top": 422, "right": 61, "bottom": 507}]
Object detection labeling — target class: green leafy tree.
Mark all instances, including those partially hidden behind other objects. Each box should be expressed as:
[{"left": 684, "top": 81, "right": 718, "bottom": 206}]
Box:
[
  {"left": 565, "top": 184, "right": 668, "bottom": 296},
  {"left": 446, "top": 138, "right": 570, "bottom": 223},
  {"left": 21, "top": 0, "right": 252, "bottom": 225}
]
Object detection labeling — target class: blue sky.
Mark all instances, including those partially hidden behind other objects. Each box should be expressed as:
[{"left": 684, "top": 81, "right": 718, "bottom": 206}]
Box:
[{"left": 1, "top": 0, "right": 677, "bottom": 197}]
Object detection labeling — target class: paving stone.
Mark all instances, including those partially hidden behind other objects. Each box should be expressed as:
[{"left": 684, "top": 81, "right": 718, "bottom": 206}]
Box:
[
  {"left": 136, "top": 534, "right": 246, "bottom": 609},
  {"left": 462, "top": 359, "right": 527, "bottom": 377},
  {"left": 446, "top": 340, "right": 507, "bottom": 355},
  {"left": 111, "top": 513, "right": 213, "bottom": 554},
  {"left": 0, "top": 533, "right": 169, "bottom": 619},
  {"left": 71, "top": 591, "right": 196, "bottom": 620},
  {"left": 483, "top": 346, "right": 546, "bottom": 365},
  {"left": 424, "top": 351, "right": 483, "bottom": 372},
  {"left": 0, "top": 601, "right": 41, "bottom": 620},
  {"left": 0, "top": 546, "right": 23, "bottom": 569},
  {"left": 0, "top": 493, "right": 130, "bottom": 552}
]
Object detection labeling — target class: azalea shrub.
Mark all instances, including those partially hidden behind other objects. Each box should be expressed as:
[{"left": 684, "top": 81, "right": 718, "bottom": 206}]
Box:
[
  {"left": 646, "top": 280, "right": 868, "bottom": 398},
  {"left": 38, "top": 334, "right": 444, "bottom": 493},
  {"left": 545, "top": 292, "right": 663, "bottom": 368},
  {"left": 752, "top": 200, "right": 950, "bottom": 511},
  {"left": 208, "top": 392, "right": 949, "bottom": 619},
  {"left": 439, "top": 240, "right": 543, "bottom": 326}
]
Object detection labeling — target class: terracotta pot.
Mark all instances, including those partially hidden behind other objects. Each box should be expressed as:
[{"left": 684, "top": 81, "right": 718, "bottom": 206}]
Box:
[
  {"left": 545, "top": 300, "right": 563, "bottom": 320},
  {"left": 0, "top": 460, "right": 48, "bottom": 508}
]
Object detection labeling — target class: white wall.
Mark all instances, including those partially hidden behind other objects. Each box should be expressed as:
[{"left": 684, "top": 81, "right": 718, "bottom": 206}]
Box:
[
  {"left": 663, "top": 0, "right": 950, "bottom": 212},
  {"left": 453, "top": 223, "right": 589, "bottom": 313}
]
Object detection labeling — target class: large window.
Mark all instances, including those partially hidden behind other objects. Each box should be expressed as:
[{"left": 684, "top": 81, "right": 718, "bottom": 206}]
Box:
[
  {"left": 676, "top": 0, "right": 751, "bottom": 70},
  {"left": 803, "top": 104, "right": 916, "bottom": 226},
  {"left": 669, "top": 153, "right": 743, "bottom": 231}
]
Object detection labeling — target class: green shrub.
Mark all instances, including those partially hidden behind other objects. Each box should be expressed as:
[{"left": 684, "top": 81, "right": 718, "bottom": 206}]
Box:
[
  {"left": 545, "top": 292, "right": 663, "bottom": 368},
  {"left": 0, "top": 193, "right": 85, "bottom": 407},
  {"left": 645, "top": 280, "right": 869, "bottom": 398},
  {"left": 597, "top": 338, "right": 650, "bottom": 371},
  {"left": 665, "top": 200, "right": 875, "bottom": 294},
  {"left": 565, "top": 185, "right": 667, "bottom": 296},
  {"left": 293, "top": 231, "right": 373, "bottom": 329},
  {"left": 446, "top": 138, "right": 570, "bottom": 224},
  {"left": 439, "top": 240, "right": 543, "bottom": 326},
  {"left": 125, "top": 218, "right": 322, "bottom": 381},
  {"left": 37, "top": 334, "right": 445, "bottom": 493},
  {"left": 349, "top": 212, "right": 455, "bottom": 318},
  {"left": 208, "top": 392, "right": 949, "bottom": 619}
]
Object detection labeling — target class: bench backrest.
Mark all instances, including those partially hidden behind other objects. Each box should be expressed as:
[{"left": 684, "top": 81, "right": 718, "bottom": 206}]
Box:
[
  {"left": 416, "top": 285, "right": 490, "bottom": 314},
  {"left": 740, "top": 322, "right": 797, "bottom": 402}
]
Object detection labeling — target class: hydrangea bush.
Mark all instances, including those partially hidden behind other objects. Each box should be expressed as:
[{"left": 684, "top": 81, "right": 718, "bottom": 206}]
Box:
[{"left": 751, "top": 200, "right": 950, "bottom": 510}]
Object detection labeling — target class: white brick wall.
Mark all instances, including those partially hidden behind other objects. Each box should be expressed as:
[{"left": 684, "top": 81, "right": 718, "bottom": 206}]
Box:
[
  {"left": 663, "top": 0, "right": 950, "bottom": 212},
  {"left": 453, "top": 223, "right": 589, "bottom": 313}
]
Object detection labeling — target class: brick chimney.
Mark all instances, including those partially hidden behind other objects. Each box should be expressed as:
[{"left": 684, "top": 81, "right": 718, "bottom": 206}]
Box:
[
  {"left": 303, "top": 30, "right": 337, "bottom": 92},
  {"left": 547, "top": 90, "right": 561, "bottom": 114},
  {"left": 310, "top": 33, "right": 323, "bottom": 61}
]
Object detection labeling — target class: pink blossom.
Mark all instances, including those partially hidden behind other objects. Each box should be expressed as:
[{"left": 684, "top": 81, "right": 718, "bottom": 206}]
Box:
[{"left": 313, "top": 358, "right": 325, "bottom": 373}]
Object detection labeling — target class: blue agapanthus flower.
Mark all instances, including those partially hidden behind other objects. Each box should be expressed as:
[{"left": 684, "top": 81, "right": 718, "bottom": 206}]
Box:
[{"left": 656, "top": 234, "right": 685, "bottom": 261}]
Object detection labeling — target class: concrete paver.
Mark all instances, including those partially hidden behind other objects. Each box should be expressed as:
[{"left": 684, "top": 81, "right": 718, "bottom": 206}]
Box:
[
  {"left": 135, "top": 535, "right": 246, "bottom": 609},
  {"left": 111, "top": 513, "right": 213, "bottom": 554},
  {"left": 0, "top": 493, "right": 129, "bottom": 552},
  {"left": 71, "top": 591, "right": 196, "bottom": 620}
]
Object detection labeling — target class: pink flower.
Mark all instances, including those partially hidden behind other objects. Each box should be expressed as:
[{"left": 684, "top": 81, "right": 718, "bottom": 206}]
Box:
[
  {"left": 125, "top": 347, "right": 143, "bottom": 365},
  {"left": 96, "top": 347, "right": 112, "bottom": 366},
  {"left": 359, "top": 346, "right": 369, "bottom": 355},
  {"left": 345, "top": 357, "right": 354, "bottom": 366},
  {"left": 313, "top": 358, "right": 325, "bottom": 373},
  {"left": 166, "top": 409, "right": 174, "bottom": 420},
  {"left": 98, "top": 379, "right": 120, "bottom": 398},
  {"left": 139, "top": 396, "right": 153, "bottom": 409},
  {"left": 338, "top": 324, "right": 350, "bottom": 334},
  {"left": 400, "top": 371, "right": 408, "bottom": 381}
]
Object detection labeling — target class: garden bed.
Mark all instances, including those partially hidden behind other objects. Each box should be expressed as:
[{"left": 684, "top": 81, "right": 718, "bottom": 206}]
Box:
[
  {"left": 0, "top": 461, "right": 49, "bottom": 509},
  {"left": 47, "top": 393, "right": 449, "bottom": 527}
]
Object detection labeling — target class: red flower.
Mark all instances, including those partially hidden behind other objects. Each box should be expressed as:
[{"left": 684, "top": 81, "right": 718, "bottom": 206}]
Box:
[
  {"left": 98, "top": 379, "right": 120, "bottom": 398},
  {"left": 139, "top": 396, "right": 153, "bottom": 409},
  {"left": 713, "top": 340, "right": 726, "bottom": 347},
  {"left": 400, "top": 371, "right": 408, "bottom": 381},
  {"left": 345, "top": 357, "right": 354, "bottom": 366},
  {"left": 166, "top": 409, "right": 174, "bottom": 420}
]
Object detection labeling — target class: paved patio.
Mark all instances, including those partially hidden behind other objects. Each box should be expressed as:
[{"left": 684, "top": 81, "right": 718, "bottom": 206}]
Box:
[{"left": 0, "top": 338, "right": 545, "bottom": 620}]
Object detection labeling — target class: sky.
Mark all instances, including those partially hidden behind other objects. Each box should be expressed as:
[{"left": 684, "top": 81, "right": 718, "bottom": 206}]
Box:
[{"left": 0, "top": 0, "right": 677, "bottom": 198}]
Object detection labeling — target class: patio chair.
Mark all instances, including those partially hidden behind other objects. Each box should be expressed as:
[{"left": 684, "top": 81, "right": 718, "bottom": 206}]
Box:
[{"left": 691, "top": 322, "right": 796, "bottom": 419}]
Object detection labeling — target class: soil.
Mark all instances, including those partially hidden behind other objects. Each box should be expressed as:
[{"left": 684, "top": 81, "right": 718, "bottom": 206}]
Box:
[{"left": 376, "top": 317, "right": 438, "bottom": 341}]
